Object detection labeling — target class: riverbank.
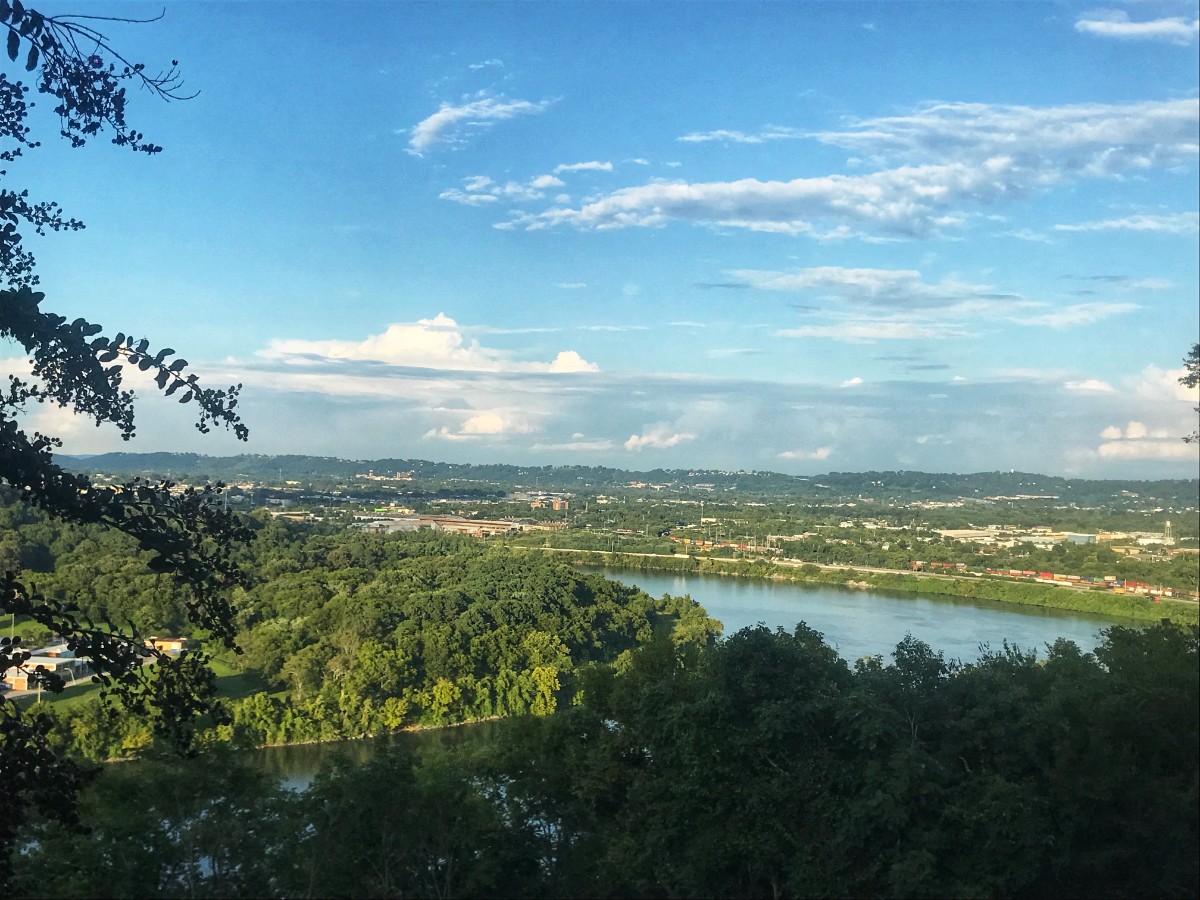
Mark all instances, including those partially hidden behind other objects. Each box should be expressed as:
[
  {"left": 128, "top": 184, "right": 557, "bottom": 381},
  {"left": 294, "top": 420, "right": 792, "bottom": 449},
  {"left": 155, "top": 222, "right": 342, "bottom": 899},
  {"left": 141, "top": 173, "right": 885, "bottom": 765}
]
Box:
[{"left": 544, "top": 548, "right": 1199, "bottom": 626}]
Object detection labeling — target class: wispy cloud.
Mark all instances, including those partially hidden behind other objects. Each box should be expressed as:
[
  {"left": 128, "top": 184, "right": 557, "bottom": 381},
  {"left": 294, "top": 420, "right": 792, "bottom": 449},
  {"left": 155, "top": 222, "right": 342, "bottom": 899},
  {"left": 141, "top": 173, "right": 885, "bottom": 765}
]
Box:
[
  {"left": 553, "top": 160, "right": 613, "bottom": 173},
  {"left": 778, "top": 447, "right": 832, "bottom": 460},
  {"left": 727, "top": 266, "right": 1002, "bottom": 309},
  {"left": 707, "top": 347, "right": 765, "bottom": 358},
  {"left": 407, "top": 95, "right": 553, "bottom": 155},
  {"left": 1055, "top": 212, "right": 1199, "bottom": 234},
  {"left": 1075, "top": 10, "right": 1199, "bottom": 45},
  {"left": 677, "top": 126, "right": 803, "bottom": 144},
  {"left": 499, "top": 98, "right": 1198, "bottom": 237},
  {"left": 776, "top": 322, "right": 966, "bottom": 342},
  {"left": 1010, "top": 302, "right": 1139, "bottom": 329}
]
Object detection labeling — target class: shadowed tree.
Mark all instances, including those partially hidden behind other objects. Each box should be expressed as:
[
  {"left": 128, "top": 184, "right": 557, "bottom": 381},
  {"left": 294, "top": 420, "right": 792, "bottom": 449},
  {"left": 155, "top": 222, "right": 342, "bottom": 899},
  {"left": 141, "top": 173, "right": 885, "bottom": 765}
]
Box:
[{"left": 0, "top": 6, "right": 249, "bottom": 887}]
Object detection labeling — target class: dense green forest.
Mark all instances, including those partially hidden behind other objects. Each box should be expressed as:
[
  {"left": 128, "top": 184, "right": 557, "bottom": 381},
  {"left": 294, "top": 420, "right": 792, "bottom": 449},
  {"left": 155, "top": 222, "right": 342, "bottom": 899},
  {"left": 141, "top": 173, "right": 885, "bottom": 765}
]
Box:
[
  {"left": 2, "top": 488, "right": 715, "bottom": 757},
  {"left": 12, "top": 621, "right": 1198, "bottom": 898}
]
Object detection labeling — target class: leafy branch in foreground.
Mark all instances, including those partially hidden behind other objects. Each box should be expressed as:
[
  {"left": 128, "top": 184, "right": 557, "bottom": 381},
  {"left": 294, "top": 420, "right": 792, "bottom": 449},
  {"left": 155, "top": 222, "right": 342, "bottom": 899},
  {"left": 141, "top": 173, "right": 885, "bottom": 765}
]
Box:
[{"left": 0, "top": 4, "right": 249, "bottom": 890}]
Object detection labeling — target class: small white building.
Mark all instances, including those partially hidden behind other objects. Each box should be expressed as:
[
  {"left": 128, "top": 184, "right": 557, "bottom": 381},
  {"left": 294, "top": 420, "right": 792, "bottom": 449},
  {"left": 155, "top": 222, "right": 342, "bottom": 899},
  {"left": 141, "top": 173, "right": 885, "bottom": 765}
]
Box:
[{"left": 2, "top": 644, "right": 92, "bottom": 691}]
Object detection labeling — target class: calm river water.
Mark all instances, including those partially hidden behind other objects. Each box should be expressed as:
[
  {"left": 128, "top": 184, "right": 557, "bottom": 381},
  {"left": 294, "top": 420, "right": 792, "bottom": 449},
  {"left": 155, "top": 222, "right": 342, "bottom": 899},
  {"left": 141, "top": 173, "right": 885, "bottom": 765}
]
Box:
[
  {"left": 600, "top": 567, "right": 1127, "bottom": 662},
  {"left": 250, "top": 567, "right": 1130, "bottom": 784}
]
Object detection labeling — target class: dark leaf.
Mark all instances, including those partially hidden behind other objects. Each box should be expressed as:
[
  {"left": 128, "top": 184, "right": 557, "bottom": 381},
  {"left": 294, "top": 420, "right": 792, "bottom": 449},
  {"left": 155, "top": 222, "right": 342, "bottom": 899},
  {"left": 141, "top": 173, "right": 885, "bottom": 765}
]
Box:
[{"left": 6, "top": 29, "right": 18, "bottom": 62}]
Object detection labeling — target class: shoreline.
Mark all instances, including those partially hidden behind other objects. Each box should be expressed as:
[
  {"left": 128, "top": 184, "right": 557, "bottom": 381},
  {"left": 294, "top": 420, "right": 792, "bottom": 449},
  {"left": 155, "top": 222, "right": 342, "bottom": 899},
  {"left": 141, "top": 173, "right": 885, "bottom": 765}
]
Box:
[{"left": 546, "top": 548, "right": 1198, "bottom": 626}]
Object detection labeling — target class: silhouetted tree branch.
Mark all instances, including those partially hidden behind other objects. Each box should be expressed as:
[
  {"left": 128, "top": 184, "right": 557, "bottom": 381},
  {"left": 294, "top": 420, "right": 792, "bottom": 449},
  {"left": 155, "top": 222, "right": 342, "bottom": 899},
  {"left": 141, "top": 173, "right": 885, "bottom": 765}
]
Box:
[{"left": 0, "top": 5, "right": 248, "bottom": 888}]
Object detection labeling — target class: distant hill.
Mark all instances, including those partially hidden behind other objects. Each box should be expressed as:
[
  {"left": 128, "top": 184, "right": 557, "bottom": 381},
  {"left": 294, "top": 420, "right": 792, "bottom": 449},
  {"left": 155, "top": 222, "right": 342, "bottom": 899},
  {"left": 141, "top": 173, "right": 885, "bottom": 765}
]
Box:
[{"left": 53, "top": 452, "right": 1199, "bottom": 510}]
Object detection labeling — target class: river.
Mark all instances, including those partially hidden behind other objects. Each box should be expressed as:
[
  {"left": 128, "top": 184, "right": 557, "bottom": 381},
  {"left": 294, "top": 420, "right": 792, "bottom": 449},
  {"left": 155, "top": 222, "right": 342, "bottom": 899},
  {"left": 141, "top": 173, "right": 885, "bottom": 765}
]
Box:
[{"left": 599, "top": 567, "right": 1126, "bottom": 662}]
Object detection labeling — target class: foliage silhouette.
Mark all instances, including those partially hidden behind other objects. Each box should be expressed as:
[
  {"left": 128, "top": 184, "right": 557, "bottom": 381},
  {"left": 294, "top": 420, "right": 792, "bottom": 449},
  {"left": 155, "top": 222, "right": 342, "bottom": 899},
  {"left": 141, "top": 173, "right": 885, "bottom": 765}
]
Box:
[{"left": 0, "top": 5, "right": 248, "bottom": 887}]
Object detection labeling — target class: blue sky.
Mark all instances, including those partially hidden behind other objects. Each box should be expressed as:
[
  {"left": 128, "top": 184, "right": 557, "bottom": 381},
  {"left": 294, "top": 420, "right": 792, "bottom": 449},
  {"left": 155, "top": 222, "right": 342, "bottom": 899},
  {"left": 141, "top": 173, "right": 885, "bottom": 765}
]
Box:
[{"left": 7, "top": 1, "right": 1200, "bottom": 477}]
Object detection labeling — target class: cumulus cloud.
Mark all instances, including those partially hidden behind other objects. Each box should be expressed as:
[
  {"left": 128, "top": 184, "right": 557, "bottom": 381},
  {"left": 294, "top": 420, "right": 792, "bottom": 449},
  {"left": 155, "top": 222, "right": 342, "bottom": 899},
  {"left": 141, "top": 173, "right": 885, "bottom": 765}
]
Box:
[
  {"left": 553, "top": 161, "right": 613, "bottom": 173},
  {"left": 547, "top": 351, "right": 599, "bottom": 373},
  {"left": 499, "top": 98, "right": 1198, "bottom": 237},
  {"left": 841, "top": 376, "right": 863, "bottom": 387},
  {"left": 1092, "top": 414, "right": 1196, "bottom": 461},
  {"left": 1133, "top": 364, "right": 1200, "bottom": 403},
  {"left": 259, "top": 313, "right": 597, "bottom": 374},
  {"left": 1097, "top": 440, "right": 1197, "bottom": 460},
  {"left": 556, "top": 282, "right": 587, "bottom": 290},
  {"left": 1075, "top": 11, "right": 1199, "bottom": 44},
  {"left": 1054, "top": 212, "right": 1199, "bottom": 234},
  {"left": 407, "top": 95, "right": 553, "bottom": 155}
]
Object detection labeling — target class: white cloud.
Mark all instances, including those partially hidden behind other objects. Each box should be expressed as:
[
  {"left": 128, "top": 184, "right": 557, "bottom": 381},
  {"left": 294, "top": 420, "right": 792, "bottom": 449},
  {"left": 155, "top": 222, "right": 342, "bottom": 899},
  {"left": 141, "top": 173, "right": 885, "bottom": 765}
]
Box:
[
  {"left": 259, "top": 313, "right": 597, "bottom": 374},
  {"left": 1100, "top": 425, "right": 1123, "bottom": 440},
  {"left": 811, "top": 98, "right": 1198, "bottom": 167},
  {"left": 840, "top": 376, "right": 863, "bottom": 387},
  {"left": 1064, "top": 379, "right": 1115, "bottom": 393},
  {"left": 1075, "top": 11, "right": 1199, "bottom": 44},
  {"left": 624, "top": 427, "right": 696, "bottom": 451},
  {"left": 407, "top": 95, "right": 553, "bottom": 155},
  {"left": 441, "top": 173, "right": 565, "bottom": 205},
  {"left": 776, "top": 322, "right": 966, "bottom": 342},
  {"left": 463, "top": 412, "right": 529, "bottom": 435},
  {"left": 504, "top": 98, "right": 1198, "bottom": 237},
  {"left": 778, "top": 447, "right": 832, "bottom": 460},
  {"left": 553, "top": 161, "right": 613, "bottom": 173},
  {"left": 1001, "top": 228, "right": 1055, "bottom": 243},
  {"left": 1054, "top": 212, "right": 1199, "bottom": 234},
  {"left": 468, "top": 58, "right": 505, "bottom": 70},
  {"left": 1133, "top": 364, "right": 1200, "bottom": 403},
  {"left": 532, "top": 438, "right": 617, "bottom": 452},
  {"left": 556, "top": 282, "right": 587, "bottom": 290},
  {"left": 677, "top": 126, "right": 804, "bottom": 144},
  {"left": 1097, "top": 440, "right": 1197, "bottom": 460},
  {"left": 1010, "top": 302, "right": 1138, "bottom": 329},
  {"left": 547, "top": 351, "right": 599, "bottom": 373}
]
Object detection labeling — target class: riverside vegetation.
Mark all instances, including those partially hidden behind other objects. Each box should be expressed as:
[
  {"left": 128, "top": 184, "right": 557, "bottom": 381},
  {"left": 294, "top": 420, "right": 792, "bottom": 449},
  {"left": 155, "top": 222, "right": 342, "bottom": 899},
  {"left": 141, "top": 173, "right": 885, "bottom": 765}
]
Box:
[{"left": 3, "top": 489, "right": 1198, "bottom": 897}]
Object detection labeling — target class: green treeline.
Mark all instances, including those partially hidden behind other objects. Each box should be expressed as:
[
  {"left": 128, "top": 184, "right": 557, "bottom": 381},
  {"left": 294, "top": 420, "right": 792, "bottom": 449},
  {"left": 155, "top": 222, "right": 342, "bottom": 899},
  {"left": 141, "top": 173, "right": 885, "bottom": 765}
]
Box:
[
  {"left": 13, "top": 621, "right": 1198, "bottom": 898},
  {"left": 565, "top": 551, "right": 1200, "bottom": 625},
  {"left": 20, "top": 513, "right": 718, "bottom": 759}
]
